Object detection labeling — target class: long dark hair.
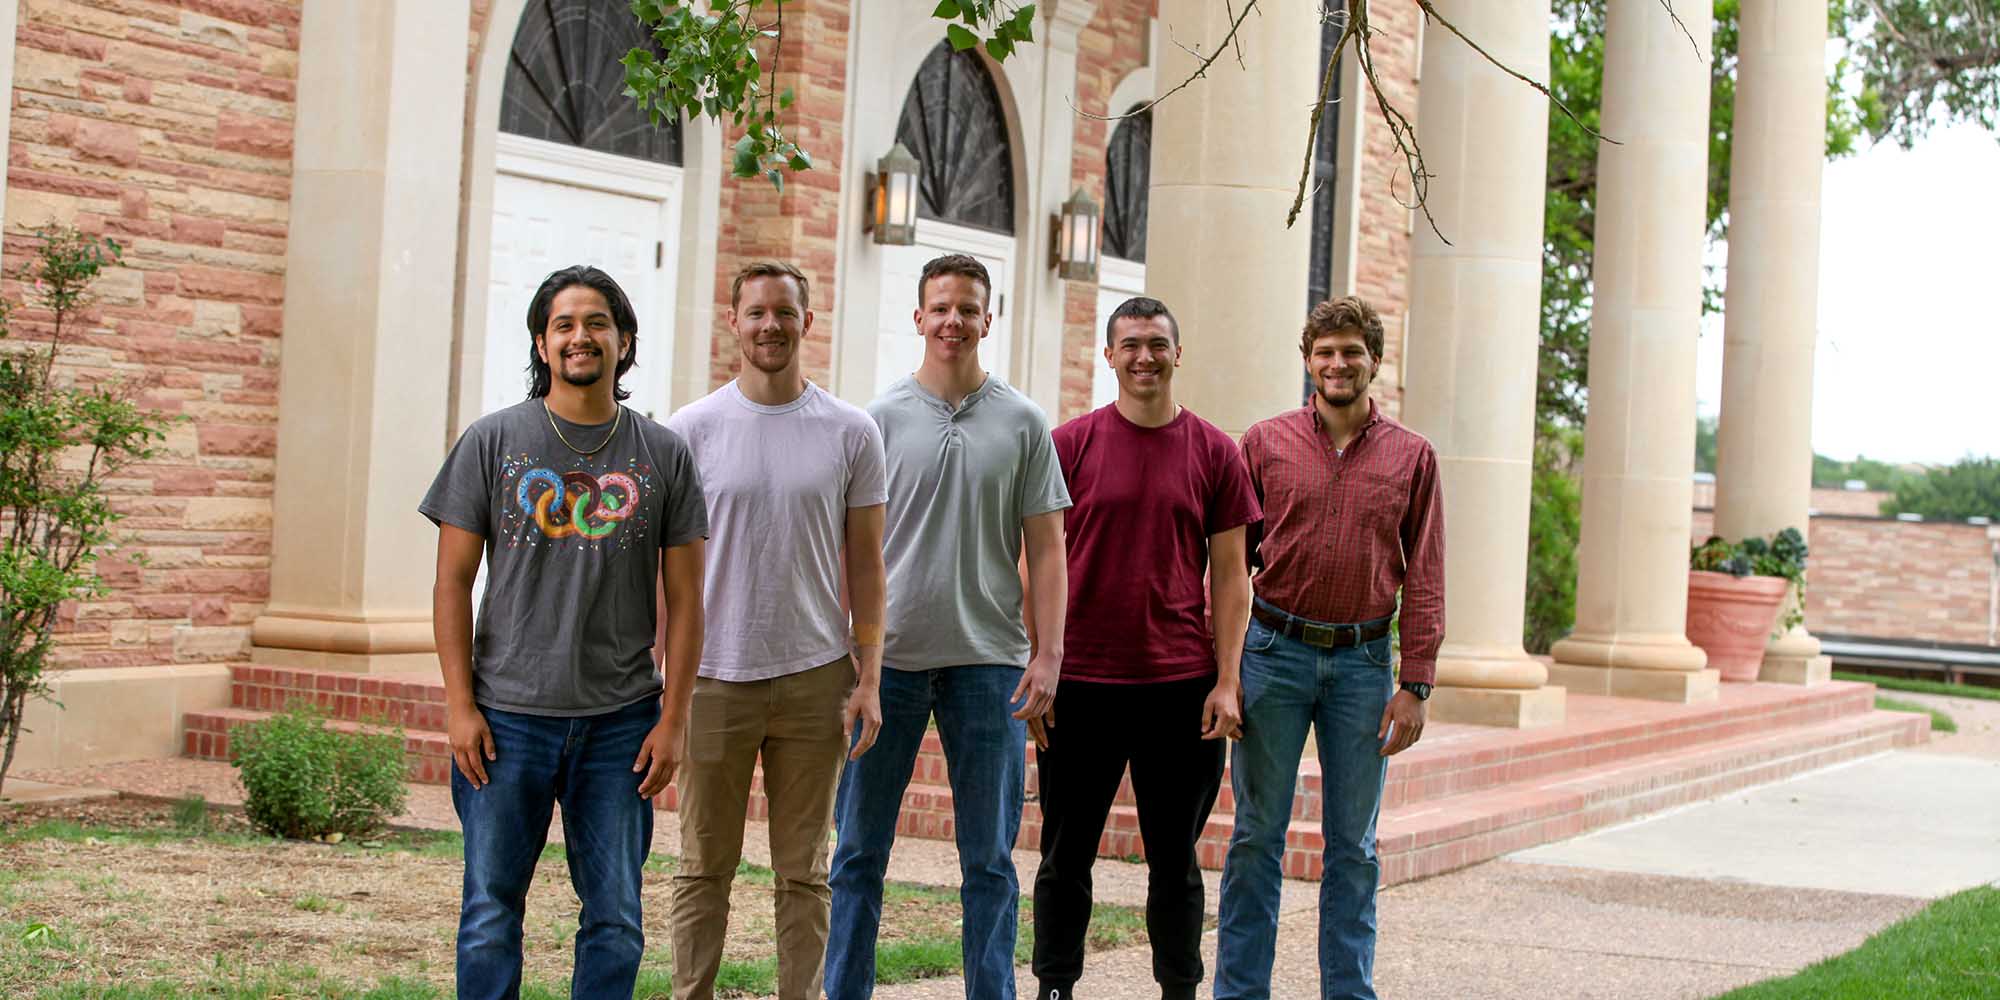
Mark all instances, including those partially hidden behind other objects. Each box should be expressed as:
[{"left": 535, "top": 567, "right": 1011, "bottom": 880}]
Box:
[{"left": 525, "top": 265, "right": 640, "bottom": 401}]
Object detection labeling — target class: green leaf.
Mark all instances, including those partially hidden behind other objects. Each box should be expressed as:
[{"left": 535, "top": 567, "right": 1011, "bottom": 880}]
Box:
[
  {"left": 766, "top": 169, "right": 785, "bottom": 192},
  {"left": 779, "top": 87, "right": 795, "bottom": 110},
  {"left": 787, "top": 153, "right": 812, "bottom": 172},
  {"left": 732, "top": 146, "right": 761, "bottom": 177},
  {"left": 932, "top": 0, "right": 961, "bottom": 18},
  {"left": 946, "top": 23, "right": 979, "bottom": 51},
  {"left": 985, "top": 35, "right": 1013, "bottom": 61}
]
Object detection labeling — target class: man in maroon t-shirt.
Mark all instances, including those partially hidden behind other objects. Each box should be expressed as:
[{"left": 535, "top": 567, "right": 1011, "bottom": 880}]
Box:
[{"left": 1031, "top": 296, "right": 1262, "bottom": 1000}]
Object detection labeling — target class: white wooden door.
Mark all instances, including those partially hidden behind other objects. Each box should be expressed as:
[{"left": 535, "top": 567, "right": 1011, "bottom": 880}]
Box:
[
  {"left": 874, "top": 220, "right": 1014, "bottom": 398},
  {"left": 485, "top": 135, "right": 682, "bottom": 421},
  {"left": 1091, "top": 256, "right": 1148, "bottom": 408}
]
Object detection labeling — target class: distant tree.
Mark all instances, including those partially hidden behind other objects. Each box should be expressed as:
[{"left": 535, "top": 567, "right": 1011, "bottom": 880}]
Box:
[
  {"left": 1695, "top": 414, "right": 1718, "bottom": 475},
  {"left": 1524, "top": 427, "right": 1583, "bottom": 654},
  {"left": 1812, "top": 453, "right": 1924, "bottom": 491},
  {"left": 1847, "top": 0, "right": 2000, "bottom": 146},
  {"left": 1882, "top": 456, "right": 2000, "bottom": 519}
]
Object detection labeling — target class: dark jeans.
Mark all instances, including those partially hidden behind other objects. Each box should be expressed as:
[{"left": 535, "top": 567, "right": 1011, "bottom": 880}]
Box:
[
  {"left": 1215, "top": 603, "right": 1395, "bottom": 1000},
  {"left": 452, "top": 696, "right": 659, "bottom": 1000},
  {"left": 825, "top": 664, "right": 1028, "bottom": 1000},
  {"left": 1032, "top": 676, "right": 1225, "bottom": 999}
]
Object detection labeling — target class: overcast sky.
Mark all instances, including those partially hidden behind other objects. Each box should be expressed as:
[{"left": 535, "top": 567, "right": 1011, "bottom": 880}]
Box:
[{"left": 1694, "top": 122, "right": 2000, "bottom": 467}]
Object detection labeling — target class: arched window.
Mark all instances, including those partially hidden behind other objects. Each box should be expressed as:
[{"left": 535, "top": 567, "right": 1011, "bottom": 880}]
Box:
[
  {"left": 1102, "top": 106, "right": 1151, "bottom": 263},
  {"left": 894, "top": 42, "right": 1014, "bottom": 233},
  {"left": 501, "top": 0, "right": 683, "bottom": 165}
]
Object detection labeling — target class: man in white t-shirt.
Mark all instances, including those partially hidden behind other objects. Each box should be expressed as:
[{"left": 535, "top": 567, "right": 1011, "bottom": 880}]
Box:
[{"left": 665, "top": 261, "right": 888, "bottom": 1000}]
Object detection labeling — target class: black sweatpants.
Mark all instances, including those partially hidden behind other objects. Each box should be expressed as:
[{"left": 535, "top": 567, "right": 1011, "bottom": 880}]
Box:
[{"left": 1031, "top": 675, "right": 1226, "bottom": 998}]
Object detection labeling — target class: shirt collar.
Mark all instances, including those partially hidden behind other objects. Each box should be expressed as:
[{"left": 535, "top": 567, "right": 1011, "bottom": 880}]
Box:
[{"left": 1307, "top": 397, "right": 1381, "bottom": 443}]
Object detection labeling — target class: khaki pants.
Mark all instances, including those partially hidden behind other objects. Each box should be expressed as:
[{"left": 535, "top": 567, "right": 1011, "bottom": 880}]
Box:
[{"left": 672, "top": 656, "right": 854, "bottom": 1000}]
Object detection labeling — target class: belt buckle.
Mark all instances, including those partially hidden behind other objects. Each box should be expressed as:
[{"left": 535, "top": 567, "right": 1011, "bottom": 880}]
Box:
[{"left": 1299, "top": 622, "right": 1337, "bottom": 648}]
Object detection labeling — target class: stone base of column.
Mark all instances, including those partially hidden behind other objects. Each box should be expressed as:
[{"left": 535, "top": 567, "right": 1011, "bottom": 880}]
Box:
[
  {"left": 251, "top": 611, "right": 436, "bottom": 675},
  {"left": 1545, "top": 663, "right": 1721, "bottom": 703},
  {"left": 1758, "top": 653, "right": 1832, "bottom": 686},
  {"left": 1429, "top": 685, "right": 1567, "bottom": 728}
]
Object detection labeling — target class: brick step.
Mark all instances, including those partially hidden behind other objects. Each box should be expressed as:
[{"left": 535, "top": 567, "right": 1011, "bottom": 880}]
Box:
[
  {"left": 203, "top": 668, "right": 1883, "bottom": 837},
  {"left": 185, "top": 707, "right": 457, "bottom": 785},
  {"left": 904, "top": 708, "right": 1927, "bottom": 881}
]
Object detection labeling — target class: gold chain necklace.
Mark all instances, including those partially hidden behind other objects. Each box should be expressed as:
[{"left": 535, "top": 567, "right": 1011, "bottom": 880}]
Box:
[{"left": 543, "top": 400, "right": 622, "bottom": 456}]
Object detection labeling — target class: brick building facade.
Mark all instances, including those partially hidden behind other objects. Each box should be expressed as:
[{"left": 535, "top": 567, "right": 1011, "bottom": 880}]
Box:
[{"left": 9, "top": 0, "right": 1427, "bottom": 766}]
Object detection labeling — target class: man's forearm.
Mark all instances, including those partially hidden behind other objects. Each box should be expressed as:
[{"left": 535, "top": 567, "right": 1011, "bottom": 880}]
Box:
[
  {"left": 432, "top": 583, "right": 477, "bottom": 707},
  {"left": 660, "top": 601, "right": 701, "bottom": 727},
  {"left": 1027, "top": 545, "right": 1067, "bottom": 659},
  {"left": 1211, "top": 570, "right": 1251, "bottom": 686},
  {"left": 848, "top": 564, "right": 886, "bottom": 686}
]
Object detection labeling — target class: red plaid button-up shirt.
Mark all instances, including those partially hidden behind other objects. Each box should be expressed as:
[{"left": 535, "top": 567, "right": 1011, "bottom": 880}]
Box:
[{"left": 1239, "top": 401, "right": 1446, "bottom": 685}]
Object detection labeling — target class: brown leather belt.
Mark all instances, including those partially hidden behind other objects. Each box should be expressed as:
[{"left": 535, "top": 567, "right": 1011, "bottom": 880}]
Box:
[{"left": 1251, "top": 604, "right": 1392, "bottom": 649}]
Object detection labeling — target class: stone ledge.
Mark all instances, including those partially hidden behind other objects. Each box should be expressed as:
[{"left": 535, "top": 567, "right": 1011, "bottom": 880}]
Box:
[
  {"left": 1546, "top": 664, "right": 1722, "bottom": 704},
  {"left": 1428, "top": 685, "right": 1568, "bottom": 729}
]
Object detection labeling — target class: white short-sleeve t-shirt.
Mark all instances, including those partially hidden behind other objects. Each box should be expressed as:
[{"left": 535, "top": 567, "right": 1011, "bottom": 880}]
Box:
[{"left": 667, "top": 381, "right": 888, "bottom": 682}]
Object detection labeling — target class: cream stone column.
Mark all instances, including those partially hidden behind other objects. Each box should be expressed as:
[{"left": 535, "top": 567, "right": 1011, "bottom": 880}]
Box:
[
  {"left": 1401, "top": 0, "right": 1565, "bottom": 727},
  {"left": 251, "top": 0, "right": 471, "bottom": 673},
  {"left": 1712, "top": 0, "right": 1831, "bottom": 686},
  {"left": 1146, "top": 0, "right": 1317, "bottom": 432},
  {"left": 1546, "top": 0, "right": 1718, "bottom": 702}
]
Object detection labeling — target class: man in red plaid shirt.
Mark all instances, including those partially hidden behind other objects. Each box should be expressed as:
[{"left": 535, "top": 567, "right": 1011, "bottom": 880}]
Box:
[{"left": 1214, "top": 295, "right": 1445, "bottom": 1000}]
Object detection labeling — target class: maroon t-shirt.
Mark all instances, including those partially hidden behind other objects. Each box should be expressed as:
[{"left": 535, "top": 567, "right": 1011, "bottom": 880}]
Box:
[{"left": 1054, "top": 404, "right": 1263, "bottom": 683}]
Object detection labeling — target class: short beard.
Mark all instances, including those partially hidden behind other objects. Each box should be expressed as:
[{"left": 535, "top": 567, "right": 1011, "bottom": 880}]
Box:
[
  {"left": 744, "top": 345, "right": 795, "bottom": 375},
  {"left": 558, "top": 360, "right": 606, "bottom": 388},
  {"left": 1315, "top": 376, "right": 1367, "bottom": 409}
]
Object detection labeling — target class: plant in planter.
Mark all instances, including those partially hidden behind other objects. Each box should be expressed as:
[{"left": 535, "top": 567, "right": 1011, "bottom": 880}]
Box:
[{"left": 1686, "top": 527, "right": 1809, "bottom": 683}]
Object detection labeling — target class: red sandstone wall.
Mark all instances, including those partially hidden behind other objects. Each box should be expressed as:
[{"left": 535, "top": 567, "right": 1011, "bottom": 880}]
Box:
[
  {"left": 1691, "top": 509, "right": 1997, "bottom": 647},
  {"left": 9, "top": 0, "right": 302, "bottom": 670},
  {"left": 708, "top": 6, "right": 851, "bottom": 391}
]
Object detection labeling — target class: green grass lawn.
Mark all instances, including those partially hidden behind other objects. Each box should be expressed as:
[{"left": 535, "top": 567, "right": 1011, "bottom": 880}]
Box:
[
  {"left": 2, "top": 804, "right": 1153, "bottom": 1000},
  {"left": 1836, "top": 671, "right": 2000, "bottom": 702},
  {"left": 1874, "top": 695, "right": 1958, "bottom": 734},
  {"left": 1710, "top": 886, "right": 2000, "bottom": 999}
]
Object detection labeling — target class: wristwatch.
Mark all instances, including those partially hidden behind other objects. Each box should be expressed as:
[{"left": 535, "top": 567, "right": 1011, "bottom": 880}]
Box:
[{"left": 1399, "top": 681, "right": 1433, "bottom": 701}]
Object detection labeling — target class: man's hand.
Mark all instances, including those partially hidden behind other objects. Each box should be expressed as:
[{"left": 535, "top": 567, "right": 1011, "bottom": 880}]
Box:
[
  {"left": 842, "top": 681, "right": 883, "bottom": 761},
  {"left": 1200, "top": 680, "right": 1243, "bottom": 741},
  {"left": 1012, "top": 650, "right": 1060, "bottom": 749},
  {"left": 632, "top": 717, "right": 684, "bottom": 798},
  {"left": 447, "top": 700, "right": 496, "bottom": 789},
  {"left": 1377, "top": 689, "right": 1426, "bottom": 757}
]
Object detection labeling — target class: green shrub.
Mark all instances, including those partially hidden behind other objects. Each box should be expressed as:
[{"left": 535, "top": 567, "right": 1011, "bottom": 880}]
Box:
[
  {"left": 1524, "top": 428, "right": 1582, "bottom": 655},
  {"left": 229, "top": 704, "right": 408, "bottom": 840}
]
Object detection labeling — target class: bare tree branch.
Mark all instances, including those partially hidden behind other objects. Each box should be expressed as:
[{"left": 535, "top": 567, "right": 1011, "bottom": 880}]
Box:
[
  {"left": 1075, "top": 0, "right": 1263, "bottom": 122},
  {"left": 1657, "top": 0, "right": 1706, "bottom": 62},
  {"left": 1287, "top": 8, "right": 1356, "bottom": 227}
]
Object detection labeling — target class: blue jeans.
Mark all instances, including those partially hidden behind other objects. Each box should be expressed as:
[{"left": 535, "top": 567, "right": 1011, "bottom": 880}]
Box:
[
  {"left": 453, "top": 696, "right": 660, "bottom": 1000},
  {"left": 825, "top": 664, "right": 1028, "bottom": 1000},
  {"left": 1215, "top": 604, "right": 1395, "bottom": 1000}
]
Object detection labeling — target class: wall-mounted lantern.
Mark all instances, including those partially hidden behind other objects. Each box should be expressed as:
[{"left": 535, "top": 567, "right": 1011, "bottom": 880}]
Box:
[
  {"left": 866, "top": 143, "right": 921, "bottom": 246},
  {"left": 1052, "top": 188, "right": 1100, "bottom": 281}
]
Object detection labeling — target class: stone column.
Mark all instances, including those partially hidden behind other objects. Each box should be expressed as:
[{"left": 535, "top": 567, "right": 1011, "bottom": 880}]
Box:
[
  {"left": 1147, "top": 0, "right": 1318, "bottom": 433},
  {"left": 1401, "top": 0, "right": 1565, "bottom": 727},
  {"left": 250, "top": 0, "right": 471, "bottom": 673},
  {"left": 1711, "top": 0, "right": 1831, "bottom": 686},
  {"left": 1546, "top": 0, "right": 1718, "bottom": 702}
]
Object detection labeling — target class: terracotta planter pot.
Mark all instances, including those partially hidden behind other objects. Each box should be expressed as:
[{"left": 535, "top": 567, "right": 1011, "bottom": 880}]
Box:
[{"left": 1685, "top": 570, "right": 1788, "bottom": 682}]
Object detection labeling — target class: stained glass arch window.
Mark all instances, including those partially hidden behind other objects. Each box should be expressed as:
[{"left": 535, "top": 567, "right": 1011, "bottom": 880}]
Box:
[
  {"left": 894, "top": 41, "right": 1015, "bottom": 234},
  {"left": 1102, "top": 106, "right": 1151, "bottom": 262},
  {"left": 501, "top": 0, "right": 683, "bottom": 165}
]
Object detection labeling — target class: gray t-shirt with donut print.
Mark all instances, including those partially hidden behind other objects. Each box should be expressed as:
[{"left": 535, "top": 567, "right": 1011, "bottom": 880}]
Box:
[{"left": 420, "top": 399, "right": 708, "bottom": 716}]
